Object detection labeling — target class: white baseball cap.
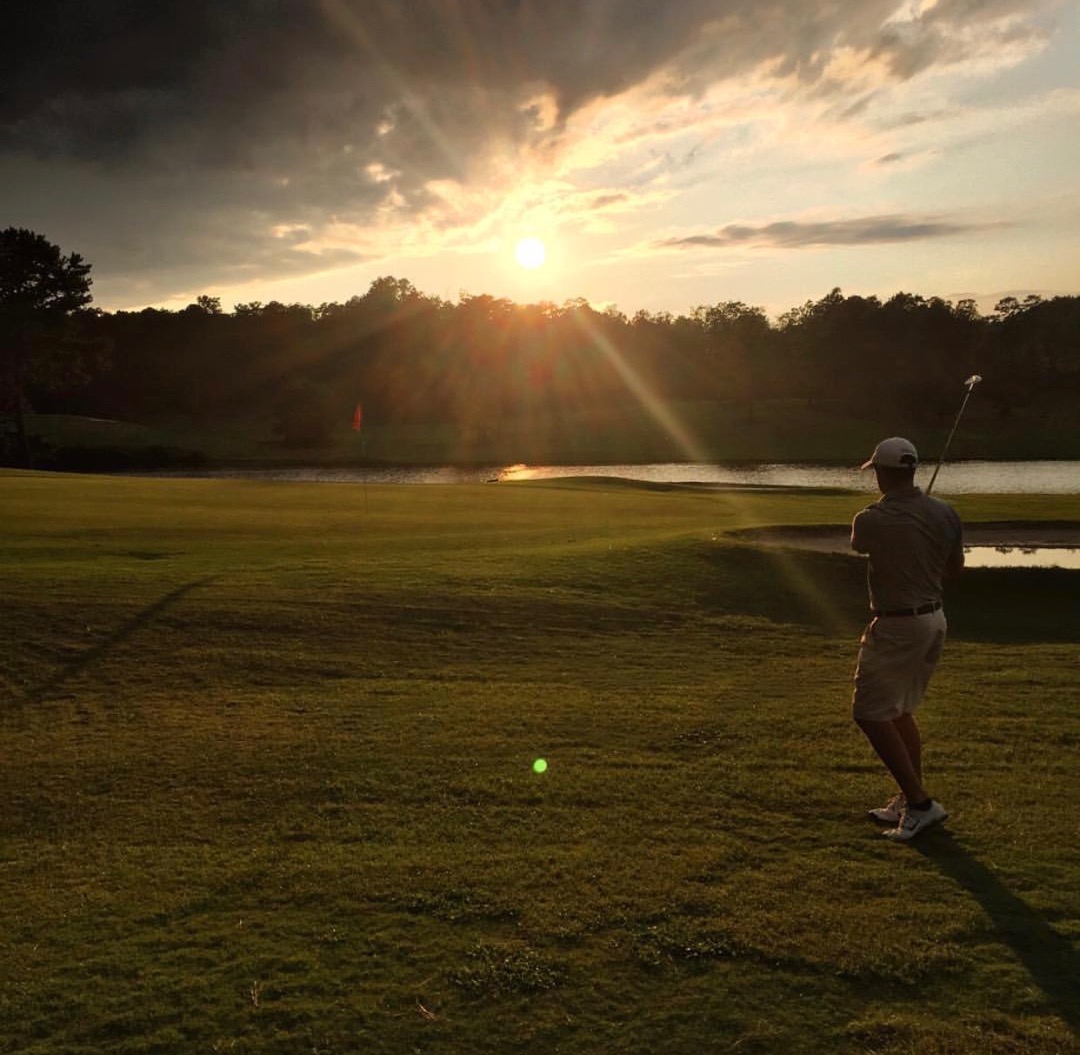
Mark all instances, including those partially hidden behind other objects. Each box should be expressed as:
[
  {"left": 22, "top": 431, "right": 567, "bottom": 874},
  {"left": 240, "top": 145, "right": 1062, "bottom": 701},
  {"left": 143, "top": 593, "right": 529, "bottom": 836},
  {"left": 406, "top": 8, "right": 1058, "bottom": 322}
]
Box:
[{"left": 861, "top": 436, "right": 919, "bottom": 470}]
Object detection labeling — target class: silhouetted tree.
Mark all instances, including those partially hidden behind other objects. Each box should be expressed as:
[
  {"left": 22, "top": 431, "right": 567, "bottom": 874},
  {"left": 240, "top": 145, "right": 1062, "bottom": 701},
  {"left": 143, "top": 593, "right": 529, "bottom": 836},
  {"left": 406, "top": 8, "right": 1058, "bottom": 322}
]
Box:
[
  {"left": 272, "top": 379, "right": 339, "bottom": 448},
  {"left": 194, "top": 294, "right": 222, "bottom": 314},
  {"left": 32, "top": 263, "right": 1077, "bottom": 464},
  {"left": 0, "top": 228, "right": 95, "bottom": 465},
  {"left": 984, "top": 294, "right": 1079, "bottom": 418},
  {"left": 694, "top": 300, "right": 772, "bottom": 416}
]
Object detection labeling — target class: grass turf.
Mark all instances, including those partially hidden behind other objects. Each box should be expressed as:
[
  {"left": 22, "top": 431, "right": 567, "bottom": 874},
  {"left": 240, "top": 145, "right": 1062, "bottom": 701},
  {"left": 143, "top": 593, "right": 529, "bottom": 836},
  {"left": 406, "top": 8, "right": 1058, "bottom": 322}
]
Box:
[{"left": 1, "top": 470, "right": 1078, "bottom": 1054}]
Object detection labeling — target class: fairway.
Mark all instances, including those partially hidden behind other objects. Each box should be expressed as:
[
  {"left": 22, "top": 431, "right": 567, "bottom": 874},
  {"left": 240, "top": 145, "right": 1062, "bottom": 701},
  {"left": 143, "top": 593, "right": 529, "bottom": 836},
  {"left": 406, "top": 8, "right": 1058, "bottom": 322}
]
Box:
[{"left": 2, "top": 470, "right": 1078, "bottom": 1054}]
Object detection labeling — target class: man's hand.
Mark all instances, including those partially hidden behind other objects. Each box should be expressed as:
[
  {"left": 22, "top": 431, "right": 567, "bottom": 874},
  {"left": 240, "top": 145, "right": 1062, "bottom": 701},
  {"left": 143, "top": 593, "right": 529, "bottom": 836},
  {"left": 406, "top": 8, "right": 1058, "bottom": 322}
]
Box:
[{"left": 944, "top": 544, "right": 965, "bottom": 580}]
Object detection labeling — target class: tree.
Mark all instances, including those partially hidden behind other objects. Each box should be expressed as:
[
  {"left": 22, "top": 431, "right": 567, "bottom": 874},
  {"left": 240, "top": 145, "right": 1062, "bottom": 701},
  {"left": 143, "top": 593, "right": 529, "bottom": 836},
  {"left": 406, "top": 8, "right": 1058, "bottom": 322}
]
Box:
[
  {"left": 0, "top": 228, "right": 94, "bottom": 465},
  {"left": 272, "top": 379, "right": 340, "bottom": 449},
  {"left": 194, "top": 294, "right": 222, "bottom": 314},
  {"left": 692, "top": 300, "right": 773, "bottom": 414}
]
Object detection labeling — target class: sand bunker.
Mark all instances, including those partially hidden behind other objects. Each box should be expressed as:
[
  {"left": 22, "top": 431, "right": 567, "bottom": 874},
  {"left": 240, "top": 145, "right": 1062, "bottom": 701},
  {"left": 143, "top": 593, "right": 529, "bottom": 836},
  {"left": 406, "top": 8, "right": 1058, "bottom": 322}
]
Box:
[{"left": 734, "top": 521, "right": 1080, "bottom": 554}]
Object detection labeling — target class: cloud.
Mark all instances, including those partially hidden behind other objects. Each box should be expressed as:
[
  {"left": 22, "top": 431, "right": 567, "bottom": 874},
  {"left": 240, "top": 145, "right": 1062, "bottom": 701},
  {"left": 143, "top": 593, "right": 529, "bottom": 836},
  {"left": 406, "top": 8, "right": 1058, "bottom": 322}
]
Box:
[
  {"left": 7, "top": 1, "right": 1055, "bottom": 175},
  {"left": 0, "top": 0, "right": 1062, "bottom": 304},
  {"left": 871, "top": 0, "right": 1058, "bottom": 80},
  {"left": 656, "top": 214, "right": 1006, "bottom": 250}
]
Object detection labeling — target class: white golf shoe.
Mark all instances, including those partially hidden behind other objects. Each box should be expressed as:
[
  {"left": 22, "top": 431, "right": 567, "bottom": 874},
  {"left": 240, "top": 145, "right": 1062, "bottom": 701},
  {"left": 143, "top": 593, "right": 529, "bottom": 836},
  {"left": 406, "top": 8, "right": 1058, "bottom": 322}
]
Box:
[
  {"left": 882, "top": 800, "right": 948, "bottom": 841},
  {"left": 868, "top": 793, "right": 905, "bottom": 825}
]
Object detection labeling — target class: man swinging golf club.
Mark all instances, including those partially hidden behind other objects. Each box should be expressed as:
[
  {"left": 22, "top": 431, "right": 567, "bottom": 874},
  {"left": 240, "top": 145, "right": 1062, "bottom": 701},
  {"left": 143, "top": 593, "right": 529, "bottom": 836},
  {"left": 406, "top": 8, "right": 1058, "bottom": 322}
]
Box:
[{"left": 850, "top": 436, "right": 964, "bottom": 840}]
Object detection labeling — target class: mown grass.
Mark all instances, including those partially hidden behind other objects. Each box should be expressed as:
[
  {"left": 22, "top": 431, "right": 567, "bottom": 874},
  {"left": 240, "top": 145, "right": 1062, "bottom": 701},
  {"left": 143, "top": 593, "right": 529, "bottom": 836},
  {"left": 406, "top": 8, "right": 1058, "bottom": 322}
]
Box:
[{"left": 1, "top": 470, "right": 1078, "bottom": 1054}]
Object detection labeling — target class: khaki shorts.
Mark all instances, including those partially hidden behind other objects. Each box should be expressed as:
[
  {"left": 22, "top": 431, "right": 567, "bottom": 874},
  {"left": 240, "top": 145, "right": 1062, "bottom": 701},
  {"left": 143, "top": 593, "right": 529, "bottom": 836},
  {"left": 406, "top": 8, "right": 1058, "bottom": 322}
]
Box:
[{"left": 852, "top": 609, "right": 947, "bottom": 722}]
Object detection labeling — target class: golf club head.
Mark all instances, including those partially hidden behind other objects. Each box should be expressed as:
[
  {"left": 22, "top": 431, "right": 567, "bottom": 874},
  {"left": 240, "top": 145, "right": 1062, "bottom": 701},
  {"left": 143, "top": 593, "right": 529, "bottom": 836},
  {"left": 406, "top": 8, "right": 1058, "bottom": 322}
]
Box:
[{"left": 964, "top": 374, "right": 982, "bottom": 389}]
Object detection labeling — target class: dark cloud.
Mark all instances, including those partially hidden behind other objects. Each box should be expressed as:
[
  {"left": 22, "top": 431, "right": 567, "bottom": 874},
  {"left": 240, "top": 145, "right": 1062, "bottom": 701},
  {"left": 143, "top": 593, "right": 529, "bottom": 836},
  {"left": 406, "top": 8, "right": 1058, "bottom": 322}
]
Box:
[
  {"left": 658, "top": 214, "right": 1004, "bottom": 250},
  {"left": 27, "top": 0, "right": 1043, "bottom": 180},
  {"left": 3, "top": 1, "right": 733, "bottom": 170},
  {"left": 0, "top": 0, "right": 1056, "bottom": 302},
  {"left": 591, "top": 192, "right": 630, "bottom": 209},
  {"left": 883, "top": 110, "right": 953, "bottom": 129}
]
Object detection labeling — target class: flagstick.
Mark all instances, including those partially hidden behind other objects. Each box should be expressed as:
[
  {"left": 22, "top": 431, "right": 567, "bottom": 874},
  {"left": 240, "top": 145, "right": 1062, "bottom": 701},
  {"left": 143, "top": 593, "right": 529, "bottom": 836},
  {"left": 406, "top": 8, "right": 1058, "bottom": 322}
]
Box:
[{"left": 352, "top": 401, "right": 368, "bottom": 511}]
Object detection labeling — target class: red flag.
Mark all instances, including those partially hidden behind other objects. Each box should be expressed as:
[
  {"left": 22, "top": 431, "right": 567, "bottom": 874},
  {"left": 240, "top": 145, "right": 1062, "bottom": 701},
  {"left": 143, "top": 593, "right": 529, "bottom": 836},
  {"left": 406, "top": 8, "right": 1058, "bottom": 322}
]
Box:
[{"left": 351, "top": 402, "right": 363, "bottom": 431}]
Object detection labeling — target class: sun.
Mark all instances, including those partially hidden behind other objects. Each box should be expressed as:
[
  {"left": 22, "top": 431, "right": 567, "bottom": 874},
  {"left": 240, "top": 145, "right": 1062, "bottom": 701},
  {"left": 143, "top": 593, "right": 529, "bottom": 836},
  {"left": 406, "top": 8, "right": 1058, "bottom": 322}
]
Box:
[{"left": 514, "top": 236, "right": 546, "bottom": 270}]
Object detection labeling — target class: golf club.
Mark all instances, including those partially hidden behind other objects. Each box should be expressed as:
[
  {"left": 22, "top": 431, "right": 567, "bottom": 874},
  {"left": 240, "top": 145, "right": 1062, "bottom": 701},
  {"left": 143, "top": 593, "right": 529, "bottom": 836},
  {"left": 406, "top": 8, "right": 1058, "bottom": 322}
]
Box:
[{"left": 925, "top": 374, "right": 982, "bottom": 494}]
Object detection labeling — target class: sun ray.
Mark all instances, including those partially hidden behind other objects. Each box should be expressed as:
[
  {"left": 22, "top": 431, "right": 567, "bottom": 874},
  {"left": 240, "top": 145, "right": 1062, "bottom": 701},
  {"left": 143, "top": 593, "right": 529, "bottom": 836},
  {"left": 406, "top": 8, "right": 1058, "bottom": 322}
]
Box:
[{"left": 566, "top": 305, "right": 709, "bottom": 464}]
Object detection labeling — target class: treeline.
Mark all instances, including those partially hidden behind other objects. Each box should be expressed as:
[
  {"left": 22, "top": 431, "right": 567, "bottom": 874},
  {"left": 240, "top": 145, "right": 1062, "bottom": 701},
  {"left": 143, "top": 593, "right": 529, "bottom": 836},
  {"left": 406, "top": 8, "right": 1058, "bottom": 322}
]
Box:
[{"left": 36, "top": 278, "right": 1080, "bottom": 449}]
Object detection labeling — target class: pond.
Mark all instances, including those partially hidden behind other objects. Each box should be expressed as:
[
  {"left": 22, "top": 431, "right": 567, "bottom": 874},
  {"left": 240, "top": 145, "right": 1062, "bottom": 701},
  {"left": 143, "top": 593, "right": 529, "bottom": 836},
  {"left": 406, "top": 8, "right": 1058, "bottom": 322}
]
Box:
[
  {"left": 964, "top": 546, "right": 1080, "bottom": 569},
  {"left": 147, "top": 459, "right": 1080, "bottom": 494},
  {"left": 497, "top": 460, "right": 1079, "bottom": 493}
]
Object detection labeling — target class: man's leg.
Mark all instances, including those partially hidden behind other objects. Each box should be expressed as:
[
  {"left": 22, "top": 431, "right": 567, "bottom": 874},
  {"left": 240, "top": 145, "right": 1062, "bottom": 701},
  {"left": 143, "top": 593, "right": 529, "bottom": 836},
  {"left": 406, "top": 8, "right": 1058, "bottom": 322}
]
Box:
[
  {"left": 853, "top": 620, "right": 938, "bottom": 806},
  {"left": 855, "top": 717, "right": 927, "bottom": 805},
  {"left": 893, "top": 712, "right": 922, "bottom": 784}
]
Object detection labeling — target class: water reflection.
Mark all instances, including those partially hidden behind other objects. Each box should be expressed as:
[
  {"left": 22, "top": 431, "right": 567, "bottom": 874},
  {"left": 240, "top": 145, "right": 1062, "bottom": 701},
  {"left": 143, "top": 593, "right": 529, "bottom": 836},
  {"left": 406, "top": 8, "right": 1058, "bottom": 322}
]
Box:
[
  {"left": 142, "top": 459, "right": 1080, "bottom": 494},
  {"left": 497, "top": 460, "right": 1079, "bottom": 493},
  {"left": 965, "top": 546, "right": 1080, "bottom": 569},
  {"left": 731, "top": 527, "right": 1080, "bottom": 570}
]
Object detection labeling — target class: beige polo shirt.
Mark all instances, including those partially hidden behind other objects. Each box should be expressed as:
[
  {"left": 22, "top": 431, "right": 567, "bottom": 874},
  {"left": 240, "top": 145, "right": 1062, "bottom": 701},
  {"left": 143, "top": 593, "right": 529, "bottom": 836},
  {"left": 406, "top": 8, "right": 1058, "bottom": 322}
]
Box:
[{"left": 851, "top": 485, "right": 964, "bottom": 612}]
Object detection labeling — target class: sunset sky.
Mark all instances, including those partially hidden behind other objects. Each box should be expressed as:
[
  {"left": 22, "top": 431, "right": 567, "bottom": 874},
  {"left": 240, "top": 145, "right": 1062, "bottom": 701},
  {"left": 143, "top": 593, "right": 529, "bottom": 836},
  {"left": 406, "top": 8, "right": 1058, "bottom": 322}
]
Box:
[{"left": 3, "top": 0, "right": 1078, "bottom": 318}]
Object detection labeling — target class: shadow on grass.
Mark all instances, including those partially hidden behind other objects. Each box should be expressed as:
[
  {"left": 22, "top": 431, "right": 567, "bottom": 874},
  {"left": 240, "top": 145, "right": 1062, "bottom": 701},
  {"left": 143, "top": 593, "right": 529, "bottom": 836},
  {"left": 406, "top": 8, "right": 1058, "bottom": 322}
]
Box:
[
  {"left": 697, "top": 543, "right": 871, "bottom": 638},
  {"left": 947, "top": 566, "right": 1079, "bottom": 644},
  {"left": 913, "top": 831, "right": 1079, "bottom": 1035},
  {"left": 25, "top": 577, "right": 218, "bottom": 704}
]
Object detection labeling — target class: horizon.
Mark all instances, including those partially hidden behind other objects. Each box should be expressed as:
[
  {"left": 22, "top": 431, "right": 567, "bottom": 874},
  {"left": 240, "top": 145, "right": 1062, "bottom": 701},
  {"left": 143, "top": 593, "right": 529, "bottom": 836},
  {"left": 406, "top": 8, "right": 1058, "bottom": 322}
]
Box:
[{"left": 89, "top": 278, "right": 1067, "bottom": 324}]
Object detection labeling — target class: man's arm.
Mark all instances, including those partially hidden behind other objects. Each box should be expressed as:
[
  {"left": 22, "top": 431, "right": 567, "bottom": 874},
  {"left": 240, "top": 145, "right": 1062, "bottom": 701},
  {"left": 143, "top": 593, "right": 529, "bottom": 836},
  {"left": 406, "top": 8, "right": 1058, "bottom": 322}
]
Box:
[
  {"left": 944, "top": 540, "right": 964, "bottom": 579},
  {"left": 944, "top": 518, "right": 964, "bottom": 579},
  {"left": 851, "top": 508, "right": 873, "bottom": 554}
]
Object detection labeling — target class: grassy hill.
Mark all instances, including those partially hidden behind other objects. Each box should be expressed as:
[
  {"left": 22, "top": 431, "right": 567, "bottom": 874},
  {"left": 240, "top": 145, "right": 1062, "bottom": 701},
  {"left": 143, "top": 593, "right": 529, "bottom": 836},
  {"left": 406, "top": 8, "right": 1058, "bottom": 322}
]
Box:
[
  {"left": 16, "top": 392, "right": 1080, "bottom": 469},
  {"left": 2, "top": 471, "right": 1077, "bottom": 1053}
]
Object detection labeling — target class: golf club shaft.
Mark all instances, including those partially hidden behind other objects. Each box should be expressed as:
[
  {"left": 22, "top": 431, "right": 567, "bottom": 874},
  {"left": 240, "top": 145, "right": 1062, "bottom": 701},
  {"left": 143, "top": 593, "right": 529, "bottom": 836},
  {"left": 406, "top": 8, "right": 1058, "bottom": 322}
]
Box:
[{"left": 926, "top": 377, "right": 980, "bottom": 495}]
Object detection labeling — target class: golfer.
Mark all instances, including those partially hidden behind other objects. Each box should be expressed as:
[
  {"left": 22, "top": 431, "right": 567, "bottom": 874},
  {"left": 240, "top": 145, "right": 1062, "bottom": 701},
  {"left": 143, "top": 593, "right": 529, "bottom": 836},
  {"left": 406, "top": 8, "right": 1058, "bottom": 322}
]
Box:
[{"left": 851, "top": 437, "right": 964, "bottom": 841}]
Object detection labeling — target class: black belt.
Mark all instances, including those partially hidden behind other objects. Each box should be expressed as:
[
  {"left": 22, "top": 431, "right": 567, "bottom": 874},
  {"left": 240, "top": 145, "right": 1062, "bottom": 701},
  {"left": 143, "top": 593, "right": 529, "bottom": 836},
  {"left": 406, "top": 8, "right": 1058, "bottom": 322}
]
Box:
[{"left": 872, "top": 601, "right": 942, "bottom": 618}]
